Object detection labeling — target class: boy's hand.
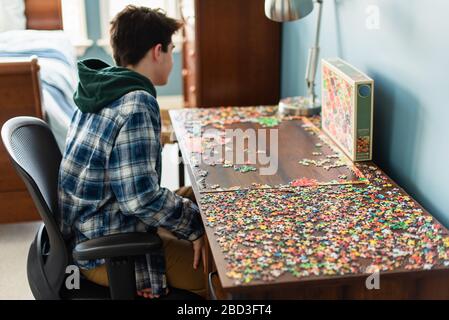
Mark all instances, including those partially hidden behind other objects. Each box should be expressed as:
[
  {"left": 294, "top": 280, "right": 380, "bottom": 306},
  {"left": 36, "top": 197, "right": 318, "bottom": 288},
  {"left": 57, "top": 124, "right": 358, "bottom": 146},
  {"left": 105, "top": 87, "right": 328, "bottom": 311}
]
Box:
[{"left": 192, "top": 235, "right": 206, "bottom": 273}]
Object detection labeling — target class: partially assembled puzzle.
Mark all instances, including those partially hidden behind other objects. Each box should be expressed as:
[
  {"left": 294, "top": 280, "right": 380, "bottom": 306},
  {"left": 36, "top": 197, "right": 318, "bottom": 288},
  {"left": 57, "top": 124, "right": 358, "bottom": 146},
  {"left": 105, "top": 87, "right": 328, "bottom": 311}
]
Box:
[{"left": 321, "top": 58, "right": 374, "bottom": 161}]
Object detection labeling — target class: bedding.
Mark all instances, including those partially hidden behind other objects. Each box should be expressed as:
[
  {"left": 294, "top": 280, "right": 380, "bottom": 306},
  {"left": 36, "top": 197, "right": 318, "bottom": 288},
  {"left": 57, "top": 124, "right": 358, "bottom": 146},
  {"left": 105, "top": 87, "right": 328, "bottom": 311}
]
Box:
[{"left": 0, "top": 30, "right": 78, "bottom": 150}]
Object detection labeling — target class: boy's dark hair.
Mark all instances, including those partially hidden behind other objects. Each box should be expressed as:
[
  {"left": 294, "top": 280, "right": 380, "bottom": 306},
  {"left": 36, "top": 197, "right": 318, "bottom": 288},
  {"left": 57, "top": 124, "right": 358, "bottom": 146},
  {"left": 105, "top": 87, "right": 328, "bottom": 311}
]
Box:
[{"left": 110, "top": 5, "right": 182, "bottom": 67}]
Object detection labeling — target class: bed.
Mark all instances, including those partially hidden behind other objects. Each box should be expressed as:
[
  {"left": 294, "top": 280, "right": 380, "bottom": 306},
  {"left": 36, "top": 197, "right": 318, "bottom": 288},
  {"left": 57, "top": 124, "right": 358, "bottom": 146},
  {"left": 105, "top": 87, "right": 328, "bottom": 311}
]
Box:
[
  {"left": 0, "top": 0, "right": 77, "bottom": 223},
  {"left": 0, "top": 30, "right": 78, "bottom": 149}
]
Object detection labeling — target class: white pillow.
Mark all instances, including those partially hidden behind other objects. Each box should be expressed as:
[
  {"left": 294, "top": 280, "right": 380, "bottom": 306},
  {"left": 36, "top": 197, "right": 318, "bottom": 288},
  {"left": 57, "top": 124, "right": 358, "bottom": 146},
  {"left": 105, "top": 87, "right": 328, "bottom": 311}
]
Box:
[{"left": 0, "top": 0, "right": 26, "bottom": 32}]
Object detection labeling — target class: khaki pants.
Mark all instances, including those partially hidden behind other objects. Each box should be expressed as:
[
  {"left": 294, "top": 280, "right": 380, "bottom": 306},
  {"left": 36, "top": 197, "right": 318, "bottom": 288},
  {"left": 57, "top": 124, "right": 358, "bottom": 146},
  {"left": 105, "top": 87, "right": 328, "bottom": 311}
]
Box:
[{"left": 81, "top": 186, "right": 206, "bottom": 297}]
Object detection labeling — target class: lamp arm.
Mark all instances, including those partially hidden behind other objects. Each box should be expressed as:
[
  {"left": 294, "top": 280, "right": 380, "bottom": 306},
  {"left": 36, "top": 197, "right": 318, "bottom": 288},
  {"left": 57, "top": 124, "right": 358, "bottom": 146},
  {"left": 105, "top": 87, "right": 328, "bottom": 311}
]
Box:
[{"left": 305, "top": 0, "right": 323, "bottom": 104}]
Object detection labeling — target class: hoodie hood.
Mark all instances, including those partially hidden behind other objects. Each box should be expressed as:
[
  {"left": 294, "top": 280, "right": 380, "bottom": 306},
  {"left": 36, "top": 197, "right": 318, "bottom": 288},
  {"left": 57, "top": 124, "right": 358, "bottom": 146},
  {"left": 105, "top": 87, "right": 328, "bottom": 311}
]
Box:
[{"left": 73, "top": 59, "right": 157, "bottom": 113}]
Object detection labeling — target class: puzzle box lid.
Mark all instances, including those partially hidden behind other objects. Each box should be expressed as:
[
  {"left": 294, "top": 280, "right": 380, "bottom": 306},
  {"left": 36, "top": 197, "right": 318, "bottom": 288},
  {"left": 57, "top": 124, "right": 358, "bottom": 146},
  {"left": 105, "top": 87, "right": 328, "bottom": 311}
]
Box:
[{"left": 323, "top": 58, "right": 373, "bottom": 84}]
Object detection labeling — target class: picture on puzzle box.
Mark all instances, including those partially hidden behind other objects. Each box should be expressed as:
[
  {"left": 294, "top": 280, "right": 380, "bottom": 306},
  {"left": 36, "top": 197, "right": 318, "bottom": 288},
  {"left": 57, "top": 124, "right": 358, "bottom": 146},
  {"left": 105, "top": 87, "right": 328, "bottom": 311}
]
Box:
[
  {"left": 322, "top": 63, "right": 354, "bottom": 156},
  {"left": 357, "top": 136, "right": 370, "bottom": 154}
]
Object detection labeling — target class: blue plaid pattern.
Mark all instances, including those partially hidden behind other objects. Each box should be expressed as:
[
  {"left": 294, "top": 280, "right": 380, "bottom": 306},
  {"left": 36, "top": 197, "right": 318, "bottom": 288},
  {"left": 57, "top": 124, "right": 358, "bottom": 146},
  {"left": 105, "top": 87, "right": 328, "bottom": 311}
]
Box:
[{"left": 58, "top": 90, "right": 204, "bottom": 295}]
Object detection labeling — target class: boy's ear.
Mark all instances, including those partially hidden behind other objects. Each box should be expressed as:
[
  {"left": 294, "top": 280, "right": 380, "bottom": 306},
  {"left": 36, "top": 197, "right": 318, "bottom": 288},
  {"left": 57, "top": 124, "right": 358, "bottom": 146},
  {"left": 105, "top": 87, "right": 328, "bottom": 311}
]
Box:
[{"left": 152, "top": 44, "right": 163, "bottom": 61}]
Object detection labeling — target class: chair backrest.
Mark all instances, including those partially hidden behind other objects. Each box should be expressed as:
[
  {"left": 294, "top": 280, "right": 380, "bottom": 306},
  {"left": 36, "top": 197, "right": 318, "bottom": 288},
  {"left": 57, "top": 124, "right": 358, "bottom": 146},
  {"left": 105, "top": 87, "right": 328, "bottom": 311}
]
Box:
[{"left": 1, "top": 117, "right": 68, "bottom": 299}]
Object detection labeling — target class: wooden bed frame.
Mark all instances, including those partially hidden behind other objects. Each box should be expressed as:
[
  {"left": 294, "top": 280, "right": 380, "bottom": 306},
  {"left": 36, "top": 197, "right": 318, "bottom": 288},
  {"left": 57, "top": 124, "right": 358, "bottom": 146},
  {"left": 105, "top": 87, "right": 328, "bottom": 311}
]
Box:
[{"left": 0, "top": 0, "right": 62, "bottom": 223}]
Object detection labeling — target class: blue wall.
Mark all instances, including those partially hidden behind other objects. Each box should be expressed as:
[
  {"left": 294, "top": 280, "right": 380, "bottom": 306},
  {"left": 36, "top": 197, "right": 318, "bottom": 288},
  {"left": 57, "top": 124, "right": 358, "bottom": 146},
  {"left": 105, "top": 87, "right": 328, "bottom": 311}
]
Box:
[
  {"left": 82, "top": 0, "right": 183, "bottom": 96},
  {"left": 282, "top": 0, "right": 449, "bottom": 227}
]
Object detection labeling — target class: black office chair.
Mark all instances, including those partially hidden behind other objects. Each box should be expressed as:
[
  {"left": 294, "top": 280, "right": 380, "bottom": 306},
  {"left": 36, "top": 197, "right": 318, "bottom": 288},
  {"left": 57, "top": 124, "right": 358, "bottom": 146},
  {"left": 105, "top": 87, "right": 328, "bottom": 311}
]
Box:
[{"left": 1, "top": 116, "right": 201, "bottom": 300}]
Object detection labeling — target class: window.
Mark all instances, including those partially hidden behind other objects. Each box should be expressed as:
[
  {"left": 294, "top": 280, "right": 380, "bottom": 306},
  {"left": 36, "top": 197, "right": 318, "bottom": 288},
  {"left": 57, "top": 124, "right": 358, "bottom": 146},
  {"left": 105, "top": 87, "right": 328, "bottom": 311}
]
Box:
[
  {"left": 98, "top": 0, "right": 182, "bottom": 53},
  {"left": 61, "top": 0, "right": 93, "bottom": 56}
]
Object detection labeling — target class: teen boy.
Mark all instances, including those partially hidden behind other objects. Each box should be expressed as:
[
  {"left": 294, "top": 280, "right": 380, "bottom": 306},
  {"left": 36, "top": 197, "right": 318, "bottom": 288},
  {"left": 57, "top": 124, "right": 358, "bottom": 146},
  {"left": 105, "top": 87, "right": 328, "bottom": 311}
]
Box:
[{"left": 58, "top": 6, "right": 205, "bottom": 299}]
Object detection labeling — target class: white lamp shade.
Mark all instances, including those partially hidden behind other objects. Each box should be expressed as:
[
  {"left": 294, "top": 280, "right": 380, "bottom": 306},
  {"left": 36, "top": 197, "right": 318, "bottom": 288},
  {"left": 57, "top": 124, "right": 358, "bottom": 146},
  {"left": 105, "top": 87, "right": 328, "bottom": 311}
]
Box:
[{"left": 264, "top": 0, "right": 314, "bottom": 22}]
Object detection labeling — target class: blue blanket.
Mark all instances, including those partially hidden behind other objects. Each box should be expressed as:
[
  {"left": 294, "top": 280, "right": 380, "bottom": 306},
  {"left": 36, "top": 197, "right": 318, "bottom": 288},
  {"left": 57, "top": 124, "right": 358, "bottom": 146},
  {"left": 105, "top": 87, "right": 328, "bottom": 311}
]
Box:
[{"left": 0, "top": 48, "right": 72, "bottom": 67}]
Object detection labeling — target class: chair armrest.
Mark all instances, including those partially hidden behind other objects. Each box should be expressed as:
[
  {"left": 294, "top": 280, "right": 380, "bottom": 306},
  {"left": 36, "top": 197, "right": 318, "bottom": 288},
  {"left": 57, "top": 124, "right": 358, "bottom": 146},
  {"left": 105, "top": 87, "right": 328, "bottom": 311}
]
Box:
[{"left": 73, "top": 232, "right": 162, "bottom": 261}]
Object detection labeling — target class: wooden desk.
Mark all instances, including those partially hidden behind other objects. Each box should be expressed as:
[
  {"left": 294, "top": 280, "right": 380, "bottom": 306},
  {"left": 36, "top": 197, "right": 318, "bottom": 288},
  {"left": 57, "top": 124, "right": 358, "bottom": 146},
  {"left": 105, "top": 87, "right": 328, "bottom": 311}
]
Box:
[{"left": 170, "top": 106, "right": 449, "bottom": 299}]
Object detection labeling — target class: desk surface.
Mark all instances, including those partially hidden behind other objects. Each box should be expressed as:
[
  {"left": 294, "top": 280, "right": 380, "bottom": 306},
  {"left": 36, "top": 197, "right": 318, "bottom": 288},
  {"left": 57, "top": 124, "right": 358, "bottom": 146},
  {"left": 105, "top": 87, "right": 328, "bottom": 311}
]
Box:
[{"left": 170, "top": 106, "right": 449, "bottom": 298}]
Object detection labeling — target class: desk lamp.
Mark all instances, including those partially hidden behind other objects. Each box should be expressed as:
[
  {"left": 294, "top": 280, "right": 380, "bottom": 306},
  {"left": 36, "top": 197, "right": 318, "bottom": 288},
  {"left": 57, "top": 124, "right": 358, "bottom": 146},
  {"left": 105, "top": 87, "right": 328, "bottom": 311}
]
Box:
[{"left": 265, "top": 0, "right": 323, "bottom": 116}]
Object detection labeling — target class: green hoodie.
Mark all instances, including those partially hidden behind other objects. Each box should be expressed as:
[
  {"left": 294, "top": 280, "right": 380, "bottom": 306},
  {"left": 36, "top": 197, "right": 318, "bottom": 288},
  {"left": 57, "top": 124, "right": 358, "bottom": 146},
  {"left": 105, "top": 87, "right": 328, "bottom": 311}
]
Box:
[{"left": 73, "top": 59, "right": 157, "bottom": 113}]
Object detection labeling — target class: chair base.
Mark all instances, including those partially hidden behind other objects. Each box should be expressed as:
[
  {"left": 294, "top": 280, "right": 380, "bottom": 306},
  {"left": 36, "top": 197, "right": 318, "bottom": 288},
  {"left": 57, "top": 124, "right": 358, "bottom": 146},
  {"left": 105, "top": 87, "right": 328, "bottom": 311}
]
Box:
[{"left": 60, "top": 277, "right": 204, "bottom": 300}]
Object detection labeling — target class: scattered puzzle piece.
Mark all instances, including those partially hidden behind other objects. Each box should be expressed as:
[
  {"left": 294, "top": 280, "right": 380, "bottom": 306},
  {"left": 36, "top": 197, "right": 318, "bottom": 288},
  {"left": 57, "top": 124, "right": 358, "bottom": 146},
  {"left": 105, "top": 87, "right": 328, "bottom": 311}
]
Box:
[
  {"left": 256, "top": 117, "right": 281, "bottom": 128},
  {"left": 234, "top": 165, "right": 257, "bottom": 173}
]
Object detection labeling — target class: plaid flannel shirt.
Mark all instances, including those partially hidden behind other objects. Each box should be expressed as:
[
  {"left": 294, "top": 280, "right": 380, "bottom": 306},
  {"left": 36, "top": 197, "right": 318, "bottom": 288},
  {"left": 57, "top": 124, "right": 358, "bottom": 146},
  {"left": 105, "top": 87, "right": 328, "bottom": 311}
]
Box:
[{"left": 58, "top": 90, "right": 204, "bottom": 295}]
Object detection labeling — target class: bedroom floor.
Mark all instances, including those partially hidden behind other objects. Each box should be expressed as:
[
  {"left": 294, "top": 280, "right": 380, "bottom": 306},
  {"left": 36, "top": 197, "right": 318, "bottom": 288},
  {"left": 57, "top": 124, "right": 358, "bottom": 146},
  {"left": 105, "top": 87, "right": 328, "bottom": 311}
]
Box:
[{"left": 0, "top": 143, "right": 188, "bottom": 300}]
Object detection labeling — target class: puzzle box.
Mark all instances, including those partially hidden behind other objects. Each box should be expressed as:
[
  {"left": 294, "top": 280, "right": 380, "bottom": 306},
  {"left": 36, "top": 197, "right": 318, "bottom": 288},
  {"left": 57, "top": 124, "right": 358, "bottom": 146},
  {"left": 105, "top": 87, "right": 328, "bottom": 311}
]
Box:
[{"left": 321, "top": 58, "right": 374, "bottom": 162}]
